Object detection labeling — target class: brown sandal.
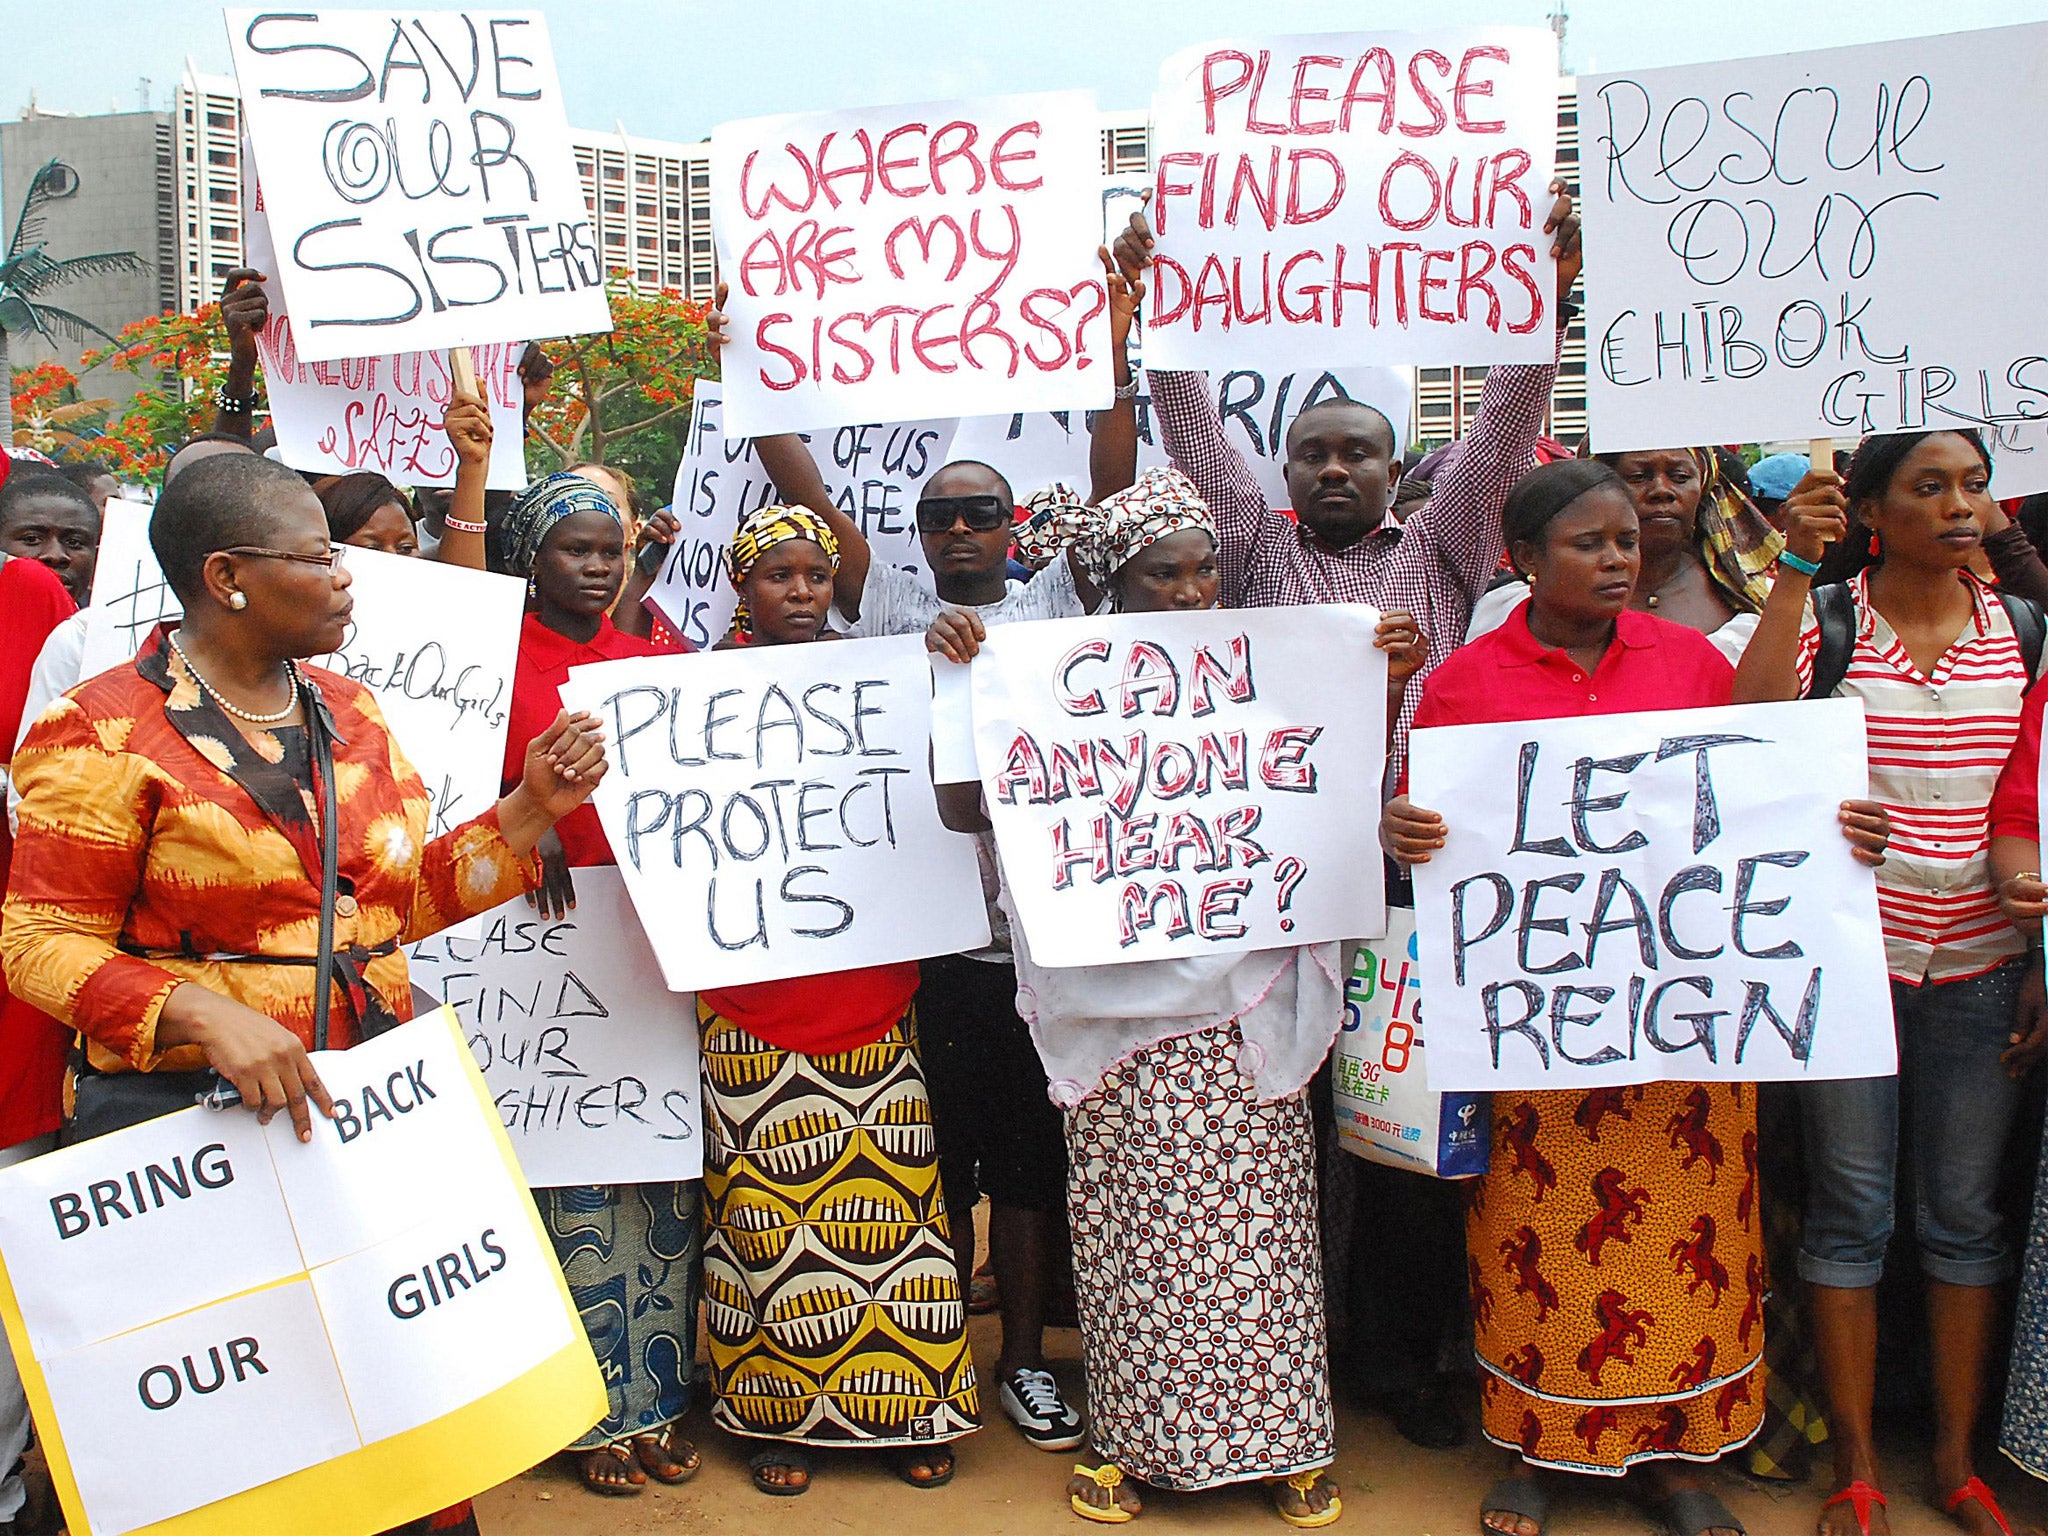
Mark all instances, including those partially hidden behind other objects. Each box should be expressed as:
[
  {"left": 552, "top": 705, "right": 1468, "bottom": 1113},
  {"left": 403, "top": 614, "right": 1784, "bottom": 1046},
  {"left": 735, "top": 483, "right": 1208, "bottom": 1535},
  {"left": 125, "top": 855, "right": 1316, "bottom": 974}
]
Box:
[
  {"left": 631, "top": 1426, "right": 701, "bottom": 1485},
  {"left": 577, "top": 1443, "right": 646, "bottom": 1497}
]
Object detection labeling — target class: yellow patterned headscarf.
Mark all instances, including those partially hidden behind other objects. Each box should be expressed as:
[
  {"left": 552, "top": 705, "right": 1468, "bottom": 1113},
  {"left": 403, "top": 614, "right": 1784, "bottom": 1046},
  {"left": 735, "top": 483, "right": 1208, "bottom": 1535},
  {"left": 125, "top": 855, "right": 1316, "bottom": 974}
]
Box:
[
  {"left": 1689, "top": 449, "right": 1783, "bottom": 615},
  {"left": 724, "top": 504, "right": 839, "bottom": 637}
]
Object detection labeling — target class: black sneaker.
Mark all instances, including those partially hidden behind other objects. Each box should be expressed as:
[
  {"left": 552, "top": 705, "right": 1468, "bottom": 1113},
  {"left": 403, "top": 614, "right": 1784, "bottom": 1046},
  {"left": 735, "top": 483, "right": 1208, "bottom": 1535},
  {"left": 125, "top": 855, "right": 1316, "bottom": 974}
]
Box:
[{"left": 999, "top": 1366, "right": 1086, "bottom": 1451}]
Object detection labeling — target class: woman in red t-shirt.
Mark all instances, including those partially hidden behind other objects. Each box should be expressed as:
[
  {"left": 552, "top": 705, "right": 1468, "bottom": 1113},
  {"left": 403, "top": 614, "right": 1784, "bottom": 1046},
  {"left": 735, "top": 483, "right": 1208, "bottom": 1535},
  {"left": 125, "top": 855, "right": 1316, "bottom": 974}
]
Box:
[
  {"left": 1384, "top": 461, "right": 1886, "bottom": 1536},
  {"left": 695, "top": 505, "right": 977, "bottom": 1499},
  {"left": 495, "top": 473, "right": 701, "bottom": 1500}
]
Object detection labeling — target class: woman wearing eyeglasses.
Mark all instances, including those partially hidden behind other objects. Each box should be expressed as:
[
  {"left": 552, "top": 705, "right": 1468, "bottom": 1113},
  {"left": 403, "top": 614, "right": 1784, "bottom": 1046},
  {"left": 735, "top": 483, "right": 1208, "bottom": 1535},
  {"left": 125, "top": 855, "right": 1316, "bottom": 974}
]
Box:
[{"left": 0, "top": 453, "right": 608, "bottom": 1536}]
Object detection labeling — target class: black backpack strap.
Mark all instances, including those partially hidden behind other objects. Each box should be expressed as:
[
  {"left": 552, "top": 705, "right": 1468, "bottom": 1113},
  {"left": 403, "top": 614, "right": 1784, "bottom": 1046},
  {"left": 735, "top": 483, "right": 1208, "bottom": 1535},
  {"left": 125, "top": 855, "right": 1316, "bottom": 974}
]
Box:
[
  {"left": 1998, "top": 591, "right": 2047, "bottom": 682},
  {"left": 1805, "top": 582, "right": 1858, "bottom": 700}
]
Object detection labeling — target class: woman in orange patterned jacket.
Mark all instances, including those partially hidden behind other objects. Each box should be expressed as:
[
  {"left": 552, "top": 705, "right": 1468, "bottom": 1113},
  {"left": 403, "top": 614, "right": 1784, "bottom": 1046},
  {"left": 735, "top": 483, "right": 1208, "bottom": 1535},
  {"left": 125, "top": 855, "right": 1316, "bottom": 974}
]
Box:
[{"left": 0, "top": 452, "right": 607, "bottom": 1536}]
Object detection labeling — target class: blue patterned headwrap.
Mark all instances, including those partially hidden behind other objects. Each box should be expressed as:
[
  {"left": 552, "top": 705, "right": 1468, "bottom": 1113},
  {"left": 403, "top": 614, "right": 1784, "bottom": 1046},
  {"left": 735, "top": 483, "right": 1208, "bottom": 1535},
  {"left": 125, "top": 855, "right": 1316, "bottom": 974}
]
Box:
[{"left": 501, "top": 471, "right": 623, "bottom": 579}]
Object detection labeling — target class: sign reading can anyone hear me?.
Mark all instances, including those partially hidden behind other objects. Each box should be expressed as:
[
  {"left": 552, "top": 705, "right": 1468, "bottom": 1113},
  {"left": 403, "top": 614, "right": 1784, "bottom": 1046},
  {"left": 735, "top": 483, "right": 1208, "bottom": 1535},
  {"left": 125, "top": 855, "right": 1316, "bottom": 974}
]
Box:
[
  {"left": 560, "top": 636, "right": 989, "bottom": 991},
  {"left": 0, "top": 1010, "right": 602, "bottom": 1536},
  {"left": 970, "top": 605, "right": 1389, "bottom": 968},
  {"left": 1409, "top": 697, "right": 1895, "bottom": 1092}
]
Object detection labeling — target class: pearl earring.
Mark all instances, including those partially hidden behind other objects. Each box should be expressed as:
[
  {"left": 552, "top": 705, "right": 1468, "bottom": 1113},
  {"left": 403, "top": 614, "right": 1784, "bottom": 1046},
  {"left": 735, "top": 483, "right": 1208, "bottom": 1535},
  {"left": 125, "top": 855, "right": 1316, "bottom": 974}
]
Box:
[{"left": 228, "top": 591, "right": 248, "bottom": 610}]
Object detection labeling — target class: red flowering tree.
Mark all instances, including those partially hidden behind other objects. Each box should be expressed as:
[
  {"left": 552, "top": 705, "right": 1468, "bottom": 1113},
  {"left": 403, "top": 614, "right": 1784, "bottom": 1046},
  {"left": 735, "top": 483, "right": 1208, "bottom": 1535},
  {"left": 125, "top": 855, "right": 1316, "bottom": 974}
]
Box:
[
  {"left": 526, "top": 277, "right": 715, "bottom": 495},
  {"left": 76, "top": 304, "right": 241, "bottom": 484},
  {"left": 9, "top": 359, "right": 112, "bottom": 460}
]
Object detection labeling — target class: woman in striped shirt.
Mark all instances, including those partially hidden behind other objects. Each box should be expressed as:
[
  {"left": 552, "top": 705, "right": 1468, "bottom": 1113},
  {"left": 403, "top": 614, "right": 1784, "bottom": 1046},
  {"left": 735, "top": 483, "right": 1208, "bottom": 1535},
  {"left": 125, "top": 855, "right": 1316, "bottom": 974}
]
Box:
[{"left": 1733, "top": 429, "right": 2039, "bottom": 1536}]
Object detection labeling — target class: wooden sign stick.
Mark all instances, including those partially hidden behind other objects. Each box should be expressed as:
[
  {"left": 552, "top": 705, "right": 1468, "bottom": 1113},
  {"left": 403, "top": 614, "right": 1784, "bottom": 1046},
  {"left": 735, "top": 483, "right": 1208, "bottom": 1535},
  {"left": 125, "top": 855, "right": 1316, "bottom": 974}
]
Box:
[{"left": 450, "top": 346, "right": 478, "bottom": 400}]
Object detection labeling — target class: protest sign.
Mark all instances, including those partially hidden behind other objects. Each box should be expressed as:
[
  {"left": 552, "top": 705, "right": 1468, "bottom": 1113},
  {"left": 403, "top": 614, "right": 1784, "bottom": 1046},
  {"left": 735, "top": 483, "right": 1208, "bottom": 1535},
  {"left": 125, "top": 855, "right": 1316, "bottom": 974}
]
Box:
[
  {"left": 646, "top": 381, "right": 957, "bottom": 647},
  {"left": 1144, "top": 30, "right": 1559, "bottom": 371},
  {"left": 310, "top": 548, "right": 522, "bottom": 836},
  {"left": 1580, "top": 23, "right": 2048, "bottom": 454},
  {"left": 407, "top": 865, "right": 703, "bottom": 1185},
  {"left": 244, "top": 174, "right": 530, "bottom": 489},
  {"left": 79, "top": 499, "right": 176, "bottom": 684},
  {"left": 0, "top": 1009, "right": 603, "bottom": 1536},
  {"left": 950, "top": 364, "right": 1413, "bottom": 510},
  {"left": 559, "top": 636, "right": 990, "bottom": 990},
  {"left": 711, "top": 90, "right": 1112, "bottom": 435},
  {"left": 225, "top": 9, "right": 612, "bottom": 361},
  {"left": 971, "top": 605, "right": 1387, "bottom": 968},
  {"left": 1409, "top": 697, "right": 1894, "bottom": 1091}
]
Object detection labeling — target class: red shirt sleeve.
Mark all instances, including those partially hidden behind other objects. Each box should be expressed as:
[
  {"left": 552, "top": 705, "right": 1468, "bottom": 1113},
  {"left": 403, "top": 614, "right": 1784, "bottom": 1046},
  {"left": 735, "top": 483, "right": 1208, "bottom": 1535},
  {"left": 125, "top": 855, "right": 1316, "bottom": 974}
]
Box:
[
  {"left": 1991, "top": 675, "right": 2046, "bottom": 843},
  {"left": 0, "top": 559, "right": 77, "bottom": 763}
]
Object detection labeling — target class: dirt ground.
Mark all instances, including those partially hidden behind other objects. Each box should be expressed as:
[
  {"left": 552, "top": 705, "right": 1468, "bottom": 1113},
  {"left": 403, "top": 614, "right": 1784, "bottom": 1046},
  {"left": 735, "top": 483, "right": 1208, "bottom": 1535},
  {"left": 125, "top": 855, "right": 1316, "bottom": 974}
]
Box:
[{"left": 471, "top": 1299, "right": 2048, "bottom": 1535}]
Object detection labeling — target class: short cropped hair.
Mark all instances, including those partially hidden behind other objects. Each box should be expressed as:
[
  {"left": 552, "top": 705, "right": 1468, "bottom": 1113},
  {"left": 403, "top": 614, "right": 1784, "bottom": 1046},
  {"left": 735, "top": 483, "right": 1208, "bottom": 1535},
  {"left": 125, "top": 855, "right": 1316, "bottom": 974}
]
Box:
[
  {"left": 150, "top": 452, "right": 311, "bottom": 601},
  {"left": 0, "top": 470, "right": 100, "bottom": 533}
]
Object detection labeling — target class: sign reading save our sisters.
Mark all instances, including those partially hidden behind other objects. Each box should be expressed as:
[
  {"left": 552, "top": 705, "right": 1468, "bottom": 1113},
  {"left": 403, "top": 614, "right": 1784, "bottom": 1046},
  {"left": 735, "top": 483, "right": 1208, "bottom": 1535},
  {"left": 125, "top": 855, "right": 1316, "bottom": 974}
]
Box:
[
  {"left": 711, "top": 91, "right": 1112, "bottom": 436},
  {"left": 971, "top": 606, "right": 1388, "bottom": 968},
  {"left": 407, "top": 866, "right": 703, "bottom": 1186},
  {"left": 1409, "top": 698, "right": 1894, "bottom": 1092},
  {"left": 1145, "top": 30, "right": 1559, "bottom": 371},
  {"left": 226, "top": 9, "right": 612, "bottom": 361},
  {"left": 559, "top": 636, "right": 990, "bottom": 991},
  {"left": 1579, "top": 24, "right": 2048, "bottom": 460},
  {"left": 0, "top": 1010, "right": 603, "bottom": 1536}
]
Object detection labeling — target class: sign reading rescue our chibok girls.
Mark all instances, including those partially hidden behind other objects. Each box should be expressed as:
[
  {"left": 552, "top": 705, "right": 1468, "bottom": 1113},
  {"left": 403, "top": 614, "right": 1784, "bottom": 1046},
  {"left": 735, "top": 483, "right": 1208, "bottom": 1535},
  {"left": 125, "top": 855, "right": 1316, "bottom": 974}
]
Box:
[
  {"left": 557, "top": 636, "right": 991, "bottom": 992},
  {"left": 1409, "top": 698, "right": 1895, "bottom": 1093},
  {"left": 1143, "top": 30, "right": 1560, "bottom": 371},
  {"left": 225, "top": 9, "right": 613, "bottom": 362},
  {"left": 970, "top": 606, "right": 1389, "bottom": 968},
  {"left": 1578, "top": 24, "right": 2048, "bottom": 464},
  {"left": 710, "top": 91, "right": 1113, "bottom": 436},
  {"left": 0, "top": 1010, "right": 604, "bottom": 1536}
]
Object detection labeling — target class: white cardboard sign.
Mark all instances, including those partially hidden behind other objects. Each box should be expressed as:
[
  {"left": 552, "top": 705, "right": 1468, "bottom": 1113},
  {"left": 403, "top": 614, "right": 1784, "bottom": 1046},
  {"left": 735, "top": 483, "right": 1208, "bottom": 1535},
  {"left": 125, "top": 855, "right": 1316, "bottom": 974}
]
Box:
[
  {"left": 1145, "top": 30, "right": 1559, "bottom": 370},
  {"left": 225, "top": 8, "right": 612, "bottom": 361},
  {"left": 559, "top": 637, "right": 990, "bottom": 990},
  {"left": 79, "top": 500, "right": 176, "bottom": 685},
  {"left": 647, "top": 381, "right": 957, "bottom": 648},
  {"left": 1409, "top": 698, "right": 1895, "bottom": 1091},
  {"left": 406, "top": 866, "right": 704, "bottom": 1185},
  {"left": 0, "top": 1011, "right": 582, "bottom": 1536},
  {"left": 712, "top": 91, "right": 1113, "bottom": 435},
  {"left": 971, "top": 605, "right": 1389, "bottom": 967},
  {"left": 1580, "top": 24, "right": 2048, "bottom": 458},
  {"left": 310, "top": 547, "right": 524, "bottom": 837}
]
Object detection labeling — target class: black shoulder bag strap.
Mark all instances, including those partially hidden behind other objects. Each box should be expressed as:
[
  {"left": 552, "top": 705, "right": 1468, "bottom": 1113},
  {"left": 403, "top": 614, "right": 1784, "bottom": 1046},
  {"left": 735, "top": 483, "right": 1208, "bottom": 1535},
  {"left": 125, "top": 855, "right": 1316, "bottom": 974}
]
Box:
[
  {"left": 306, "top": 679, "right": 341, "bottom": 1054},
  {"left": 1999, "top": 592, "right": 2048, "bottom": 683},
  {"left": 1805, "top": 582, "right": 1858, "bottom": 700}
]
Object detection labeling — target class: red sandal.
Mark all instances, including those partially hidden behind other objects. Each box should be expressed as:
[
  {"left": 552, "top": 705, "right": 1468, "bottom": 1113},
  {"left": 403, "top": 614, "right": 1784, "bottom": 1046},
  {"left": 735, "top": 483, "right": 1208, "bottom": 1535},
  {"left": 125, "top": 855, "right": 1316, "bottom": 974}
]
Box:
[
  {"left": 1822, "top": 1482, "right": 1887, "bottom": 1536},
  {"left": 1946, "top": 1477, "right": 2015, "bottom": 1536}
]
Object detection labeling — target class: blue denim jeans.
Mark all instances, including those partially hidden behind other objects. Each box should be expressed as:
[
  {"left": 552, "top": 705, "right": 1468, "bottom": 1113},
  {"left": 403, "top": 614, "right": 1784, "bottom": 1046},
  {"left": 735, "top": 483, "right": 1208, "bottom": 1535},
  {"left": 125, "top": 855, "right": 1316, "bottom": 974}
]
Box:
[{"left": 1797, "top": 959, "right": 2027, "bottom": 1289}]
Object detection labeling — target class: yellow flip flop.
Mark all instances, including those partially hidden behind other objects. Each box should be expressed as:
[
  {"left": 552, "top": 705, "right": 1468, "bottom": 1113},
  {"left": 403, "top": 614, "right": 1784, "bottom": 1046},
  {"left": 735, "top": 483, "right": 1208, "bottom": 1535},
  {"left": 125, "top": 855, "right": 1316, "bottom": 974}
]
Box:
[
  {"left": 1071, "top": 1462, "right": 1138, "bottom": 1524},
  {"left": 1270, "top": 1470, "right": 1343, "bottom": 1528}
]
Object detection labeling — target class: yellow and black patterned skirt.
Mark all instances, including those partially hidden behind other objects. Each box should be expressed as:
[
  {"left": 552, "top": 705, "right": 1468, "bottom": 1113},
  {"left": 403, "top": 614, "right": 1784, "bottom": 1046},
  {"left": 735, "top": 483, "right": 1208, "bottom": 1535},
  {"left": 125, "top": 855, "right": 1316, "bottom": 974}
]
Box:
[{"left": 698, "top": 1001, "right": 980, "bottom": 1446}]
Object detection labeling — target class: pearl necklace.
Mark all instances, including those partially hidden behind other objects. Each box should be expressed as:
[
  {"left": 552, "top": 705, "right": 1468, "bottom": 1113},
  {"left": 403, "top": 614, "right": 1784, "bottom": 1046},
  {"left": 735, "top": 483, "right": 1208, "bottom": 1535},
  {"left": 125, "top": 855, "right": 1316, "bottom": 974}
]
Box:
[{"left": 169, "top": 635, "right": 302, "bottom": 725}]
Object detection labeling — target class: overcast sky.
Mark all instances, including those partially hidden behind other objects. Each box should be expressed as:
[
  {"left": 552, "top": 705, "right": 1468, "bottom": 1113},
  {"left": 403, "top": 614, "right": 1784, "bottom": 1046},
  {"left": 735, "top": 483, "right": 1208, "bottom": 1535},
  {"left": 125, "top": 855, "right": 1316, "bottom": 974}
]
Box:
[{"left": 3, "top": 0, "right": 2045, "bottom": 141}]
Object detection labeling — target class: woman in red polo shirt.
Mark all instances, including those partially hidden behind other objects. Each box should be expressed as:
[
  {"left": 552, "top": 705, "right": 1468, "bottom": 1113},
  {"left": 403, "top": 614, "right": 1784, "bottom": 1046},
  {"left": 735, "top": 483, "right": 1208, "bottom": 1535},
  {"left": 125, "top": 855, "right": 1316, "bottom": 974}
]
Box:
[
  {"left": 497, "top": 472, "right": 702, "bottom": 1501},
  {"left": 1383, "top": 460, "right": 1886, "bottom": 1536}
]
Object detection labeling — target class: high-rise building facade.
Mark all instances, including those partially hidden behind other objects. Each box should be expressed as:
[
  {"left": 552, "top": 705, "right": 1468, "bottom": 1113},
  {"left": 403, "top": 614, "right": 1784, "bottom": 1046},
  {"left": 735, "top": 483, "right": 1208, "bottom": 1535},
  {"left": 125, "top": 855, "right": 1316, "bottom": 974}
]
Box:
[{"left": 171, "top": 65, "right": 244, "bottom": 316}]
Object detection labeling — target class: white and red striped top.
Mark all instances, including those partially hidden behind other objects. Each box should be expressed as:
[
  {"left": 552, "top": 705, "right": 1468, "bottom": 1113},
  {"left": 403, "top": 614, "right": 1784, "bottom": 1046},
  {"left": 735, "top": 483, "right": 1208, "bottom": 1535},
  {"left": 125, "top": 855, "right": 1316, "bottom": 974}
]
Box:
[{"left": 1794, "top": 569, "right": 2031, "bottom": 984}]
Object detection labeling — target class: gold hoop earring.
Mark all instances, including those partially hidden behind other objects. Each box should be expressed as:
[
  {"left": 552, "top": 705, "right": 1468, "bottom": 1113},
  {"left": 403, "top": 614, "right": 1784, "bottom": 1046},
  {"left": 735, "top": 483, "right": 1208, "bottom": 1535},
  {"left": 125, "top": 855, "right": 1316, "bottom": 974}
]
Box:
[{"left": 228, "top": 591, "right": 248, "bottom": 611}]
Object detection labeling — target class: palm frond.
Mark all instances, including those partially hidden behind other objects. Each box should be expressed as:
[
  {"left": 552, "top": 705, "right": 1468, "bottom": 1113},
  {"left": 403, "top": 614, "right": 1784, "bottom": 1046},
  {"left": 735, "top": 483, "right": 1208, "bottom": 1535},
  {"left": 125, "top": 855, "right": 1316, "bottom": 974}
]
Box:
[
  {"left": 2, "top": 160, "right": 67, "bottom": 266},
  {"left": 8, "top": 302, "right": 120, "bottom": 348},
  {"left": 8, "top": 248, "right": 149, "bottom": 294}
]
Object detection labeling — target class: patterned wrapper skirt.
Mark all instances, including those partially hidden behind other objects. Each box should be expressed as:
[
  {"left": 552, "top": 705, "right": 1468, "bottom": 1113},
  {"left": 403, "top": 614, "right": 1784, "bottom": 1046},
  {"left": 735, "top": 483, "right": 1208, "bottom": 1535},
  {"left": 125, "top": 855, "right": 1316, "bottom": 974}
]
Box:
[
  {"left": 698, "top": 1002, "right": 979, "bottom": 1446},
  {"left": 1066, "top": 1021, "right": 1334, "bottom": 1490},
  {"left": 2000, "top": 1114, "right": 2048, "bottom": 1477},
  {"left": 1469, "top": 1082, "right": 1765, "bottom": 1474},
  {"left": 538, "top": 1181, "right": 701, "bottom": 1449}
]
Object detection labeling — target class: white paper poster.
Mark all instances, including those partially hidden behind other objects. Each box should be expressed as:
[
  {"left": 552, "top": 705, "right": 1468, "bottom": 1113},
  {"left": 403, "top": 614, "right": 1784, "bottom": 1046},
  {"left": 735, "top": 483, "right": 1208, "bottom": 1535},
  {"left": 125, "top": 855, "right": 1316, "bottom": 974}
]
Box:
[
  {"left": 244, "top": 178, "right": 530, "bottom": 490},
  {"left": 951, "top": 364, "right": 1414, "bottom": 511},
  {"left": 0, "top": 1011, "right": 591, "bottom": 1536},
  {"left": 79, "top": 500, "right": 176, "bottom": 685},
  {"left": 1580, "top": 24, "right": 2048, "bottom": 456},
  {"left": 407, "top": 866, "right": 704, "bottom": 1185},
  {"left": 1409, "top": 698, "right": 1895, "bottom": 1091},
  {"left": 559, "top": 637, "right": 990, "bottom": 990},
  {"left": 712, "top": 91, "right": 1113, "bottom": 435},
  {"left": 226, "top": 8, "right": 612, "bottom": 361},
  {"left": 971, "top": 605, "right": 1389, "bottom": 967},
  {"left": 310, "top": 548, "right": 524, "bottom": 837},
  {"left": 646, "top": 381, "right": 957, "bottom": 648},
  {"left": 1145, "top": 30, "right": 1559, "bottom": 371}
]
